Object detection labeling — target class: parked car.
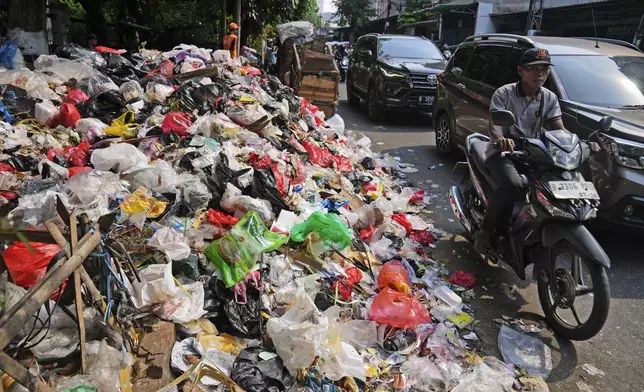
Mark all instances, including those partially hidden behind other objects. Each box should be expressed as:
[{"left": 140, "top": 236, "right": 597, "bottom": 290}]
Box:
[
  {"left": 433, "top": 34, "right": 644, "bottom": 229},
  {"left": 347, "top": 34, "right": 447, "bottom": 120}
]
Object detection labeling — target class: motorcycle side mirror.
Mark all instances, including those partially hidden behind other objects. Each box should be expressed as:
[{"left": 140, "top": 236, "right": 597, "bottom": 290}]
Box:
[
  {"left": 490, "top": 110, "right": 516, "bottom": 127},
  {"left": 599, "top": 116, "right": 613, "bottom": 133},
  {"left": 443, "top": 51, "right": 452, "bottom": 59},
  {"left": 360, "top": 49, "right": 373, "bottom": 58}
]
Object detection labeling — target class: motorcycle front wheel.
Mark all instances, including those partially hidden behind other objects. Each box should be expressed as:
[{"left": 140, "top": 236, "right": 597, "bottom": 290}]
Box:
[{"left": 537, "top": 242, "right": 610, "bottom": 341}]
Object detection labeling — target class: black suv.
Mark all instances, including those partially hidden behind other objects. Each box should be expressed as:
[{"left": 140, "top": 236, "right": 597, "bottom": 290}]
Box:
[
  {"left": 434, "top": 34, "right": 644, "bottom": 230},
  {"left": 347, "top": 34, "right": 447, "bottom": 120}
]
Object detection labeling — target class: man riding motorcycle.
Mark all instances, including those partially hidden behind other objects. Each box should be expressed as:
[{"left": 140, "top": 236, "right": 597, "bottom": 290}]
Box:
[{"left": 476, "top": 48, "right": 599, "bottom": 252}]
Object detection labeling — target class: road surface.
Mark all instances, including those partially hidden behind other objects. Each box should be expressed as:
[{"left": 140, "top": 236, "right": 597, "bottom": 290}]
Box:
[{"left": 336, "top": 83, "right": 644, "bottom": 392}]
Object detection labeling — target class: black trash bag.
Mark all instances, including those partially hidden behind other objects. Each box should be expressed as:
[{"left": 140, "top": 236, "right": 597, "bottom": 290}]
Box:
[
  {"left": 382, "top": 233, "right": 404, "bottom": 251},
  {"left": 78, "top": 91, "right": 127, "bottom": 124},
  {"left": 1, "top": 85, "right": 28, "bottom": 98},
  {"left": 167, "top": 81, "right": 199, "bottom": 113},
  {"left": 191, "top": 84, "right": 222, "bottom": 114},
  {"left": 172, "top": 252, "right": 200, "bottom": 281},
  {"left": 138, "top": 74, "right": 172, "bottom": 89},
  {"left": 361, "top": 157, "right": 376, "bottom": 170},
  {"left": 207, "top": 278, "right": 261, "bottom": 337},
  {"left": 2, "top": 95, "right": 36, "bottom": 121},
  {"left": 55, "top": 43, "right": 106, "bottom": 69},
  {"left": 3, "top": 155, "right": 39, "bottom": 172},
  {"left": 205, "top": 154, "right": 251, "bottom": 210},
  {"left": 250, "top": 169, "right": 290, "bottom": 215},
  {"left": 103, "top": 53, "right": 143, "bottom": 85},
  {"left": 231, "top": 346, "right": 295, "bottom": 392}
]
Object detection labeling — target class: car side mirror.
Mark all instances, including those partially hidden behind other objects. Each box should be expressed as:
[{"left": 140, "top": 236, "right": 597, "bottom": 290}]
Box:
[
  {"left": 360, "top": 49, "right": 373, "bottom": 58},
  {"left": 490, "top": 110, "right": 516, "bottom": 127},
  {"left": 599, "top": 116, "right": 613, "bottom": 133}
]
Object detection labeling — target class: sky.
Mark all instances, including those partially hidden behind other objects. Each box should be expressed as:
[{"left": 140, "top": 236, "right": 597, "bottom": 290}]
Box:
[{"left": 319, "top": 0, "right": 337, "bottom": 14}]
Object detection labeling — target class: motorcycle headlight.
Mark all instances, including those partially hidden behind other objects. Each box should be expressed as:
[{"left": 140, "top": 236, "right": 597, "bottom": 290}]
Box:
[
  {"left": 381, "top": 68, "right": 406, "bottom": 79},
  {"left": 548, "top": 142, "right": 581, "bottom": 170},
  {"left": 341, "top": 59, "right": 349, "bottom": 66},
  {"left": 601, "top": 134, "right": 644, "bottom": 169}
]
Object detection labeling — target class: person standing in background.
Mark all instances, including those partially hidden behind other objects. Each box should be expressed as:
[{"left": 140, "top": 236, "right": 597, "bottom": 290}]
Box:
[
  {"left": 223, "top": 23, "right": 239, "bottom": 58},
  {"left": 88, "top": 33, "right": 98, "bottom": 50}
]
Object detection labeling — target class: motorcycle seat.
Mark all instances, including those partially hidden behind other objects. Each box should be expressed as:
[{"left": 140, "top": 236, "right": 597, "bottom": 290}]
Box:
[{"left": 470, "top": 139, "right": 499, "bottom": 188}]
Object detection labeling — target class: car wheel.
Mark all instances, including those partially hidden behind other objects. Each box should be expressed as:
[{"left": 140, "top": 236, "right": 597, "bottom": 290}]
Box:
[
  {"left": 367, "top": 84, "right": 383, "bottom": 121},
  {"left": 434, "top": 112, "right": 456, "bottom": 155},
  {"left": 347, "top": 76, "right": 360, "bottom": 107}
]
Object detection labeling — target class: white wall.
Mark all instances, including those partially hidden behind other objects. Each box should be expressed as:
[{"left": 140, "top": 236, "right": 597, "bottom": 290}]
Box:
[{"left": 474, "top": 2, "right": 496, "bottom": 34}]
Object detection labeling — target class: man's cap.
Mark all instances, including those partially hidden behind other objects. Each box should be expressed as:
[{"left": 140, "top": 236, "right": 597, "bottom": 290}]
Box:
[
  {"left": 229, "top": 23, "right": 239, "bottom": 30},
  {"left": 520, "top": 48, "right": 552, "bottom": 66}
]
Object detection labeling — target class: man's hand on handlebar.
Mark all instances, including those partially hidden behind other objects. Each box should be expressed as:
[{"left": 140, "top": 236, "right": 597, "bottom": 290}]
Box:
[
  {"left": 497, "top": 138, "right": 515, "bottom": 152},
  {"left": 589, "top": 141, "right": 601, "bottom": 153}
]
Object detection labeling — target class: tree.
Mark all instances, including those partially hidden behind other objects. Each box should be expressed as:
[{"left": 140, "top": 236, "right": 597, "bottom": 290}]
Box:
[{"left": 333, "top": 0, "right": 376, "bottom": 27}]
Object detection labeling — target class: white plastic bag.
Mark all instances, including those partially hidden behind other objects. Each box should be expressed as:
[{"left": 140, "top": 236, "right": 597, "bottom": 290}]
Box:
[
  {"left": 401, "top": 356, "right": 445, "bottom": 391},
  {"left": 277, "top": 21, "right": 314, "bottom": 43},
  {"left": 266, "top": 294, "right": 365, "bottom": 381},
  {"left": 64, "top": 170, "right": 127, "bottom": 222},
  {"left": 325, "top": 114, "right": 345, "bottom": 134},
  {"left": 149, "top": 227, "right": 191, "bottom": 261},
  {"left": 35, "top": 99, "right": 58, "bottom": 124},
  {"left": 119, "top": 80, "right": 145, "bottom": 102},
  {"left": 452, "top": 357, "right": 516, "bottom": 392},
  {"left": 175, "top": 173, "right": 212, "bottom": 209},
  {"left": 0, "top": 69, "right": 60, "bottom": 101},
  {"left": 126, "top": 161, "right": 177, "bottom": 194},
  {"left": 90, "top": 143, "right": 149, "bottom": 174},
  {"left": 221, "top": 183, "right": 274, "bottom": 224},
  {"left": 146, "top": 83, "right": 175, "bottom": 103},
  {"left": 180, "top": 57, "right": 205, "bottom": 74},
  {"left": 212, "top": 50, "right": 232, "bottom": 62},
  {"left": 75, "top": 118, "right": 109, "bottom": 134},
  {"left": 8, "top": 190, "right": 68, "bottom": 227},
  {"left": 87, "top": 74, "right": 119, "bottom": 96},
  {"left": 153, "top": 282, "right": 207, "bottom": 324}
]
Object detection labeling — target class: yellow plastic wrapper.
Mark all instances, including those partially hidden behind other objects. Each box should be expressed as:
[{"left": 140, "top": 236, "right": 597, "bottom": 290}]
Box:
[
  {"left": 199, "top": 333, "right": 245, "bottom": 355},
  {"left": 120, "top": 186, "right": 168, "bottom": 218},
  {"left": 105, "top": 110, "right": 139, "bottom": 138}
]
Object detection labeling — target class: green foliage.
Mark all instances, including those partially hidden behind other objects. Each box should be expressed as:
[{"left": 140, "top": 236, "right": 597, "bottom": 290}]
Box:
[
  {"left": 398, "top": 0, "right": 436, "bottom": 25},
  {"left": 333, "top": 0, "right": 376, "bottom": 27},
  {"left": 59, "top": 0, "right": 86, "bottom": 18}
]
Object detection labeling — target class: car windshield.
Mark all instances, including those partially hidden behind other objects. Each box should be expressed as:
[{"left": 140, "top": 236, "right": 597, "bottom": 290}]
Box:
[
  {"left": 378, "top": 38, "right": 443, "bottom": 60},
  {"left": 551, "top": 55, "right": 644, "bottom": 107}
]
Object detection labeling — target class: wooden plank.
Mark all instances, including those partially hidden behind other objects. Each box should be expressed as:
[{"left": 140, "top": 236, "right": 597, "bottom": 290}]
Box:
[
  {"left": 301, "top": 76, "right": 337, "bottom": 90},
  {"left": 299, "top": 90, "right": 337, "bottom": 101},
  {"left": 70, "top": 214, "right": 87, "bottom": 374},
  {"left": 0, "top": 353, "right": 52, "bottom": 391}
]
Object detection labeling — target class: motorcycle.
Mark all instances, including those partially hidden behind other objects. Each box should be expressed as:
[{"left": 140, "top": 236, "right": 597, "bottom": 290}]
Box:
[
  {"left": 449, "top": 110, "right": 612, "bottom": 341},
  {"left": 336, "top": 54, "right": 348, "bottom": 82}
]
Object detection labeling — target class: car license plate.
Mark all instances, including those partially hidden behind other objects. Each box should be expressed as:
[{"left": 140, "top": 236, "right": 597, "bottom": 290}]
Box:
[
  {"left": 418, "top": 96, "right": 434, "bottom": 106},
  {"left": 549, "top": 181, "right": 600, "bottom": 200}
]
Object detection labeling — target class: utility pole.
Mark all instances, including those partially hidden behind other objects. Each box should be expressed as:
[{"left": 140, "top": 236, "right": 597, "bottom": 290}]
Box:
[
  {"left": 383, "top": 0, "right": 392, "bottom": 33},
  {"left": 526, "top": 0, "right": 544, "bottom": 36},
  {"left": 220, "top": 0, "right": 226, "bottom": 49},
  {"left": 236, "top": 0, "right": 242, "bottom": 57}
]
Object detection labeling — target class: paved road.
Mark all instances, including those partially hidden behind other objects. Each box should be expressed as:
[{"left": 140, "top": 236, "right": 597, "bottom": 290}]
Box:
[{"left": 336, "top": 83, "right": 644, "bottom": 392}]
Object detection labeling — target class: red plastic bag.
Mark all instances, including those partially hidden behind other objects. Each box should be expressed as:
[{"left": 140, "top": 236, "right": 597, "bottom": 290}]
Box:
[
  {"left": 377, "top": 260, "right": 412, "bottom": 293},
  {"left": 249, "top": 152, "right": 272, "bottom": 169},
  {"left": 272, "top": 162, "right": 289, "bottom": 197},
  {"left": 331, "top": 266, "right": 363, "bottom": 301},
  {"left": 241, "top": 65, "right": 262, "bottom": 76},
  {"left": 145, "top": 60, "right": 175, "bottom": 78},
  {"left": 51, "top": 103, "right": 81, "bottom": 128},
  {"left": 68, "top": 166, "right": 91, "bottom": 177},
  {"left": 302, "top": 140, "right": 352, "bottom": 172},
  {"left": 161, "top": 112, "right": 192, "bottom": 137},
  {"left": 368, "top": 287, "right": 431, "bottom": 328},
  {"left": 449, "top": 270, "right": 476, "bottom": 288},
  {"left": 208, "top": 209, "right": 240, "bottom": 226},
  {"left": 409, "top": 190, "right": 425, "bottom": 204},
  {"left": 410, "top": 230, "right": 434, "bottom": 245},
  {"left": 287, "top": 155, "right": 307, "bottom": 184},
  {"left": 392, "top": 213, "right": 413, "bottom": 235},
  {"left": 0, "top": 163, "right": 18, "bottom": 173},
  {"left": 94, "top": 46, "right": 124, "bottom": 54},
  {"left": 360, "top": 225, "right": 376, "bottom": 241},
  {"left": 3, "top": 241, "right": 65, "bottom": 299},
  {"left": 0, "top": 191, "right": 18, "bottom": 201},
  {"left": 64, "top": 89, "right": 89, "bottom": 105},
  {"left": 66, "top": 141, "right": 90, "bottom": 167}
]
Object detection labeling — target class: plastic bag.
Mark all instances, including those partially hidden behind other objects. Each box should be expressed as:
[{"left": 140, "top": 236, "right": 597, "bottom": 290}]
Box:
[
  {"left": 3, "top": 241, "right": 62, "bottom": 291},
  {"left": 392, "top": 213, "right": 413, "bottom": 235},
  {"left": 449, "top": 270, "right": 476, "bottom": 288},
  {"left": 302, "top": 140, "right": 352, "bottom": 172},
  {"left": 50, "top": 103, "right": 81, "bottom": 128},
  {"left": 162, "top": 112, "right": 192, "bottom": 136},
  {"left": 104, "top": 110, "right": 139, "bottom": 138},
  {"left": 231, "top": 346, "right": 295, "bottom": 392},
  {"left": 410, "top": 230, "right": 434, "bottom": 245},
  {"left": 148, "top": 227, "right": 191, "bottom": 260},
  {"left": 377, "top": 260, "right": 412, "bottom": 293},
  {"left": 126, "top": 161, "right": 177, "bottom": 194},
  {"left": 0, "top": 42, "right": 19, "bottom": 69},
  {"left": 34, "top": 99, "right": 58, "bottom": 124},
  {"left": 90, "top": 143, "right": 148, "bottom": 174},
  {"left": 208, "top": 209, "right": 239, "bottom": 226},
  {"left": 204, "top": 211, "right": 287, "bottom": 288},
  {"left": 67, "top": 141, "right": 90, "bottom": 167},
  {"left": 78, "top": 91, "right": 127, "bottom": 124},
  {"left": 290, "top": 211, "right": 352, "bottom": 250},
  {"left": 221, "top": 183, "right": 274, "bottom": 225},
  {"left": 498, "top": 325, "right": 552, "bottom": 379},
  {"left": 452, "top": 357, "right": 516, "bottom": 392},
  {"left": 401, "top": 356, "right": 445, "bottom": 391},
  {"left": 276, "top": 21, "right": 314, "bottom": 43},
  {"left": 75, "top": 118, "right": 108, "bottom": 134},
  {"left": 120, "top": 186, "right": 168, "bottom": 218},
  {"left": 146, "top": 83, "right": 175, "bottom": 103},
  {"left": 0, "top": 69, "right": 60, "bottom": 101},
  {"left": 55, "top": 43, "right": 107, "bottom": 68},
  {"left": 175, "top": 173, "right": 212, "bottom": 209},
  {"left": 266, "top": 294, "right": 365, "bottom": 381},
  {"left": 118, "top": 80, "right": 144, "bottom": 103},
  {"left": 87, "top": 73, "right": 119, "bottom": 96},
  {"left": 250, "top": 168, "right": 290, "bottom": 215},
  {"left": 64, "top": 89, "right": 90, "bottom": 105},
  {"left": 367, "top": 287, "right": 431, "bottom": 328},
  {"left": 63, "top": 169, "right": 126, "bottom": 221},
  {"left": 325, "top": 114, "right": 345, "bottom": 134}
]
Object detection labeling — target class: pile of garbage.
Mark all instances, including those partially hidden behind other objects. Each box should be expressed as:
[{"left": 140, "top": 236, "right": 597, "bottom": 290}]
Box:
[{"left": 0, "top": 40, "right": 547, "bottom": 392}]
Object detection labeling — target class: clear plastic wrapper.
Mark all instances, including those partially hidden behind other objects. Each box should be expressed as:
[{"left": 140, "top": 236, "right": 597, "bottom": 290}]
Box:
[
  {"left": 118, "top": 80, "right": 145, "bottom": 102},
  {"left": 498, "top": 325, "right": 552, "bottom": 379},
  {"left": 63, "top": 169, "right": 127, "bottom": 222},
  {"left": 90, "top": 143, "right": 149, "bottom": 174},
  {"left": 221, "top": 183, "right": 274, "bottom": 224}
]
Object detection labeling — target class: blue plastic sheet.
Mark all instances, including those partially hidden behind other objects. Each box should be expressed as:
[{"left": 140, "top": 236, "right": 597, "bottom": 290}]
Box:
[
  {"left": 0, "top": 42, "right": 18, "bottom": 70},
  {"left": 0, "top": 103, "right": 11, "bottom": 124}
]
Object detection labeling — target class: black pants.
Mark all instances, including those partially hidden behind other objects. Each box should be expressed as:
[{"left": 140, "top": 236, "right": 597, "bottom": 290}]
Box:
[{"left": 481, "top": 152, "right": 523, "bottom": 234}]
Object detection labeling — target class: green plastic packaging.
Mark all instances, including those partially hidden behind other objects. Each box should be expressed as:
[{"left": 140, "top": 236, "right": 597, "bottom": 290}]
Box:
[
  {"left": 204, "top": 211, "right": 288, "bottom": 288},
  {"left": 290, "top": 211, "right": 352, "bottom": 250}
]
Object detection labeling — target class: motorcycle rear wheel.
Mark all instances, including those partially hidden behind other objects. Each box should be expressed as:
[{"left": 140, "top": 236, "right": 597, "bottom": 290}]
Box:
[{"left": 537, "top": 242, "right": 610, "bottom": 341}]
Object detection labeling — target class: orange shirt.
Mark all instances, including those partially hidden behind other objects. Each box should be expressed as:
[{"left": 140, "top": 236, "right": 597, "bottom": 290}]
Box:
[{"left": 224, "top": 34, "right": 238, "bottom": 58}]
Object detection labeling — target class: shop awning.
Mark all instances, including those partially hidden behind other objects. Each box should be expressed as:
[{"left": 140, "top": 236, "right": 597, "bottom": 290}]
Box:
[{"left": 398, "top": 0, "right": 477, "bottom": 27}]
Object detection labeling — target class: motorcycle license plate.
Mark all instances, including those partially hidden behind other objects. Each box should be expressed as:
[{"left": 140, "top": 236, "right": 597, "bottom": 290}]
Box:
[
  {"left": 418, "top": 96, "right": 434, "bottom": 106},
  {"left": 549, "top": 181, "right": 600, "bottom": 200}
]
